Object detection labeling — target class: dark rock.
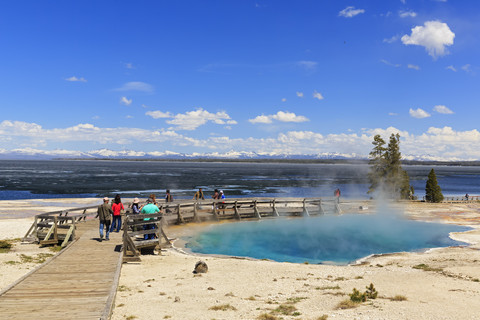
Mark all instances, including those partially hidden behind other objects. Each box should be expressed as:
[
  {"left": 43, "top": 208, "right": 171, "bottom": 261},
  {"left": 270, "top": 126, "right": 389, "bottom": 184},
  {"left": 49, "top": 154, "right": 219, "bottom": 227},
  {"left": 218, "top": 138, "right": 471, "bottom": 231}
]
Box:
[{"left": 193, "top": 260, "right": 208, "bottom": 274}]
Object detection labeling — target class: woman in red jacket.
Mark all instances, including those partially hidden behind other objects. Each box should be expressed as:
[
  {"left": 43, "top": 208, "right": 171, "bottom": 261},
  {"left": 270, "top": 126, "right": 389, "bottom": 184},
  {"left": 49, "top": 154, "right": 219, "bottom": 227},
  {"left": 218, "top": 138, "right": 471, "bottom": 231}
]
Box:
[{"left": 110, "top": 194, "right": 124, "bottom": 232}]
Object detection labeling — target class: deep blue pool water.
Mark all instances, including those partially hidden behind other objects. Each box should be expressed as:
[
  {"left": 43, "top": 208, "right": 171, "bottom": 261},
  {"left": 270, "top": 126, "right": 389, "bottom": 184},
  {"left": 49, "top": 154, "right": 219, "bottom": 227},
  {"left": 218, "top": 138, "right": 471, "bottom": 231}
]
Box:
[{"left": 185, "top": 214, "right": 470, "bottom": 264}]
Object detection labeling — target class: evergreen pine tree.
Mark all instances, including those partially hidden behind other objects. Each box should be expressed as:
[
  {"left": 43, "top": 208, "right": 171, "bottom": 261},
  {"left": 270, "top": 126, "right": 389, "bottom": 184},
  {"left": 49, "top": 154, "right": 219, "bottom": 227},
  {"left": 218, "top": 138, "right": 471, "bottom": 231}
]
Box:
[
  {"left": 368, "top": 135, "right": 387, "bottom": 194},
  {"left": 384, "top": 133, "right": 403, "bottom": 197},
  {"left": 425, "top": 168, "right": 444, "bottom": 202}
]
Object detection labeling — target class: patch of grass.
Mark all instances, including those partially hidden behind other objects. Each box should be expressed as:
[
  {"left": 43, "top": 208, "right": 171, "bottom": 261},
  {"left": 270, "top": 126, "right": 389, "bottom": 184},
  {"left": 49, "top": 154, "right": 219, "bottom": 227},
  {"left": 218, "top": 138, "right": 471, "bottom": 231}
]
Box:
[
  {"left": 389, "top": 295, "right": 407, "bottom": 301},
  {"left": 0, "top": 240, "right": 13, "bottom": 253},
  {"left": 18, "top": 253, "right": 53, "bottom": 264},
  {"left": 317, "top": 315, "right": 328, "bottom": 320},
  {"left": 117, "top": 303, "right": 125, "bottom": 307},
  {"left": 163, "top": 316, "right": 171, "bottom": 319},
  {"left": 247, "top": 296, "right": 256, "bottom": 301},
  {"left": 472, "top": 278, "right": 479, "bottom": 282},
  {"left": 272, "top": 304, "right": 298, "bottom": 316},
  {"left": 286, "top": 296, "right": 308, "bottom": 304},
  {"left": 49, "top": 246, "right": 63, "bottom": 252},
  {"left": 118, "top": 285, "right": 130, "bottom": 292},
  {"left": 335, "top": 299, "right": 359, "bottom": 309},
  {"left": 143, "top": 278, "right": 155, "bottom": 283},
  {"left": 125, "top": 316, "right": 137, "bottom": 320},
  {"left": 257, "top": 314, "right": 279, "bottom": 320},
  {"left": 412, "top": 264, "right": 443, "bottom": 272},
  {"left": 159, "top": 292, "right": 166, "bottom": 296},
  {"left": 334, "top": 277, "right": 346, "bottom": 281},
  {"left": 209, "top": 304, "right": 237, "bottom": 311},
  {"left": 355, "top": 276, "right": 364, "bottom": 279},
  {"left": 5, "top": 260, "right": 19, "bottom": 265},
  {"left": 225, "top": 292, "right": 235, "bottom": 297},
  {"left": 316, "top": 285, "right": 341, "bottom": 290}
]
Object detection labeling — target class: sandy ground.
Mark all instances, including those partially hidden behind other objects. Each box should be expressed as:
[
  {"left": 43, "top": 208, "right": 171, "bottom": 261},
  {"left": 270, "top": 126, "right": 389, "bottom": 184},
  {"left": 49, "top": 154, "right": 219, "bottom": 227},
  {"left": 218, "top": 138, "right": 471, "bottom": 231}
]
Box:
[{"left": 1, "top": 199, "right": 480, "bottom": 319}]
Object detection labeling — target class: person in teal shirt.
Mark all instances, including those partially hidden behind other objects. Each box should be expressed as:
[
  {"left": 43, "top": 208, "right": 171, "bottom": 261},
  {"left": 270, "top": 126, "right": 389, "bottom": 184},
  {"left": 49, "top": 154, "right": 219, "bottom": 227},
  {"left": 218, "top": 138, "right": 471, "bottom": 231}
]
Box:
[{"left": 141, "top": 198, "right": 160, "bottom": 240}]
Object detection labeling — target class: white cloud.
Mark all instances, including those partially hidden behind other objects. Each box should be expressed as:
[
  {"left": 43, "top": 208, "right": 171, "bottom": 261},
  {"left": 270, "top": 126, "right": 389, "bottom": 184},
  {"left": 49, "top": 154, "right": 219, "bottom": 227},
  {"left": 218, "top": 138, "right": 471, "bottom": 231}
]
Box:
[
  {"left": 166, "top": 108, "right": 236, "bottom": 130},
  {"left": 65, "top": 76, "right": 87, "bottom": 82},
  {"left": 409, "top": 108, "right": 431, "bottom": 118},
  {"left": 433, "top": 105, "right": 454, "bottom": 114},
  {"left": 461, "top": 64, "right": 472, "bottom": 73},
  {"left": 296, "top": 91, "right": 304, "bottom": 98},
  {"left": 249, "top": 115, "right": 272, "bottom": 124},
  {"left": 125, "top": 63, "right": 135, "bottom": 69},
  {"left": 145, "top": 111, "right": 173, "bottom": 119},
  {"left": 313, "top": 90, "right": 324, "bottom": 100},
  {"left": 401, "top": 20, "right": 455, "bottom": 58},
  {"left": 389, "top": 112, "right": 398, "bottom": 116},
  {"left": 399, "top": 11, "right": 417, "bottom": 18},
  {"left": 249, "top": 111, "right": 309, "bottom": 124},
  {"left": 407, "top": 64, "right": 420, "bottom": 70},
  {"left": 281, "top": 98, "right": 287, "bottom": 102},
  {"left": 338, "top": 6, "right": 365, "bottom": 18},
  {"left": 381, "top": 59, "right": 401, "bottom": 68},
  {"left": 446, "top": 65, "right": 457, "bottom": 72},
  {"left": 4, "top": 120, "right": 480, "bottom": 160},
  {"left": 383, "top": 35, "right": 398, "bottom": 43},
  {"left": 114, "top": 81, "right": 154, "bottom": 93},
  {"left": 400, "top": 0, "right": 406, "bottom": 4},
  {"left": 120, "top": 97, "right": 132, "bottom": 106}
]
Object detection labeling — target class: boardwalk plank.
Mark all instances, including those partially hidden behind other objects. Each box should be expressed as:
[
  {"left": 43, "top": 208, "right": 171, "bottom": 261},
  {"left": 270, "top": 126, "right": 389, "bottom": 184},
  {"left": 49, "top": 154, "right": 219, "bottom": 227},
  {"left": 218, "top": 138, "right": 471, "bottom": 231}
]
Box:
[{"left": 0, "top": 220, "right": 122, "bottom": 320}]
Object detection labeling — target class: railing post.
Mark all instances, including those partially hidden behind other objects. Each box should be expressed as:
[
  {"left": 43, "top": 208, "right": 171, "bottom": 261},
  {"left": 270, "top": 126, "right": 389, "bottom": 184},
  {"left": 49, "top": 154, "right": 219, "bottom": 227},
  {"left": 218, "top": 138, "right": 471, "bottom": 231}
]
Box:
[
  {"left": 254, "top": 200, "right": 261, "bottom": 219},
  {"left": 177, "top": 204, "right": 185, "bottom": 224},
  {"left": 302, "top": 198, "right": 310, "bottom": 217},
  {"left": 193, "top": 202, "right": 200, "bottom": 222},
  {"left": 234, "top": 201, "right": 241, "bottom": 220},
  {"left": 272, "top": 199, "right": 279, "bottom": 217},
  {"left": 318, "top": 199, "right": 324, "bottom": 215}
]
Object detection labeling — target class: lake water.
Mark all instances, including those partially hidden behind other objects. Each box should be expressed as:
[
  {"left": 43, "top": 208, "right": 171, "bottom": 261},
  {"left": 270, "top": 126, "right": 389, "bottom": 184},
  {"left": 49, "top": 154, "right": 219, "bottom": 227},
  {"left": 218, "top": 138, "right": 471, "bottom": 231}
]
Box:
[
  {"left": 1, "top": 160, "right": 480, "bottom": 200},
  {"left": 185, "top": 213, "right": 470, "bottom": 264}
]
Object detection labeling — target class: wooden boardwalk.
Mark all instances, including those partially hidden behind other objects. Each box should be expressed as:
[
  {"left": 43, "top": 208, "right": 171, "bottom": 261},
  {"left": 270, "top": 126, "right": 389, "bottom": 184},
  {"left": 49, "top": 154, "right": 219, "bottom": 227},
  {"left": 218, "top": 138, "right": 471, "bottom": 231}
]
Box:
[{"left": 0, "top": 219, "right": 123, "bottom": 320}]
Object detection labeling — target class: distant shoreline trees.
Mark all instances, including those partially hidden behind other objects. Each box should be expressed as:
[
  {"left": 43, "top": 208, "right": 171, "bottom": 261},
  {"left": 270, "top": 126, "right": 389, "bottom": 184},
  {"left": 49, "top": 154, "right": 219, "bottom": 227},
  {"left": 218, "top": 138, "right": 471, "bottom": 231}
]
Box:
[{"left": 368, "top": 133, "right": 413, "bottom": 199}]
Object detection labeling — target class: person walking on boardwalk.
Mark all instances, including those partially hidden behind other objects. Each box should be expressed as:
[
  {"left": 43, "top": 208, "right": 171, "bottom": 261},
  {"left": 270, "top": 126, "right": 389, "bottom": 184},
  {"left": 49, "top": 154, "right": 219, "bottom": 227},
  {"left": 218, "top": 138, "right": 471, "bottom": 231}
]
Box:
[
  {"left": 165, "top": 189, "right": 173, "bottom": 214},
  {"left": 110, "top": 194, "right": 124, "bottom": 233},
  {"left": 141, "top": 198, "right": 160, "bottom": 240},
  {"left": 334, "top": 188, "right": 341, "bottom": 203},
  {"left": 193, "top": 188, "right": 205, "bottom": 200},
  {"left": 97, "top": 197, "right": 113, "bottom": 242}
]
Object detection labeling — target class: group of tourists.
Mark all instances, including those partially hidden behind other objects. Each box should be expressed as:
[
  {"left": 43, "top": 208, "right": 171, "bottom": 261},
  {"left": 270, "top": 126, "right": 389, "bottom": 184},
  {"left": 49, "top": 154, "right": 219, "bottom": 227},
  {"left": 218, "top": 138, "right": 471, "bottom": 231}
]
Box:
[{"left": 97, "top": 187, "right": 227, "bottom": 242}]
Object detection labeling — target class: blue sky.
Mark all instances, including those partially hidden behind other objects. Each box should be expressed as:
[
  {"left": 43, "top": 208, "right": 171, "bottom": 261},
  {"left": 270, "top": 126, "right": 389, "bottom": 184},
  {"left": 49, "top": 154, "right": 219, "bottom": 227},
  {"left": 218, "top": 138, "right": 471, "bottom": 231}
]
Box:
[{"left": 0, "top": 0, "right": 479, "bottom": 160}]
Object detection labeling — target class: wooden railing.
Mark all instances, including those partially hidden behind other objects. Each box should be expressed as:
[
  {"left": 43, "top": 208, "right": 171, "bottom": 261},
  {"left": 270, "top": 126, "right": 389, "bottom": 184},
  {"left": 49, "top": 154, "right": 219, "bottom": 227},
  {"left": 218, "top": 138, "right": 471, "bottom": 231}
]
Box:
[{"left": 23, "top": 205, "right": 99, "bottom": 247}]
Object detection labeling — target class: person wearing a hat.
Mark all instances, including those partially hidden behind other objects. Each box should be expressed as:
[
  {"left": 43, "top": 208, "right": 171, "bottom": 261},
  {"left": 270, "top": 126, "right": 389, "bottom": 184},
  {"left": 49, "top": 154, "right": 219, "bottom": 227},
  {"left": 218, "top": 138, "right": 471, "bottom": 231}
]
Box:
[
  {"left": 97, "top": 197, "right": 113, "bottom": 242},
  {"left": 131, "top": 197, "right": 141, "bottom": 214}
]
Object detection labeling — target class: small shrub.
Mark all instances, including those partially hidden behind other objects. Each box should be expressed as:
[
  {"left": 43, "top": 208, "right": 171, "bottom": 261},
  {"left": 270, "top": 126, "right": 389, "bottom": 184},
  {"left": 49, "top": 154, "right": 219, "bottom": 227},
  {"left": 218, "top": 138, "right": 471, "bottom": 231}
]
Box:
[
  {"left": 49, "top": 246, "right": 63, "bottom": 252},
  {"left": 209, "top": 304, "right": 237, "bottom": 311},
  {"left": 349, "top": 288, "right": 366, "bottom": 303},
  {"left": 365, "top": 283, "right": 378, "bottom": 299},
  {"left": 336, "top": 299, "right": 358, "bottom": 309},
  {"left": 412, "top": 264, "right": 443, "bottom": 272},
  {"left": 118, "top": 285, "right": 130, "bottom": 292},
  {"left": 389, "top": 295, "right": 407, "bottom": 301},
  {"left": 257, "top": 314, "right": 279, "bottom": 320},
  {"left": 273, "top": 304, "right": 297, "bottom": 315},
  {"left": 0, "top": 240, "right": 13, "bottom": 253},
  {"left": 317, "top": 315, "right": 329, "bottom": 320}
]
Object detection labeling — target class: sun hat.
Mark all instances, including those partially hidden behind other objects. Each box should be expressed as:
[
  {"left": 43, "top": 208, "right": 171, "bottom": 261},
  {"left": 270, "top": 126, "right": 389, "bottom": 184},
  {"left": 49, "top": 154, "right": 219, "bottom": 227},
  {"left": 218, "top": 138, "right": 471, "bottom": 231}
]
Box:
[
  {"left": 103, "top": 197, "right": 109, "bottom": 201},
  {"left": 133, "top": 197, "right": 139, "bottom": 204}
]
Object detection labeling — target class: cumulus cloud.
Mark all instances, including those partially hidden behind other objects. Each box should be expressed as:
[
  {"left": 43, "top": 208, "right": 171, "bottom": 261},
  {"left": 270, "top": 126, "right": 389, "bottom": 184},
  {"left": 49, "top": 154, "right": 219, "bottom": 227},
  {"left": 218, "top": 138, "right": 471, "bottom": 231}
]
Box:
[
  {"left": 462, "top": 64, "right": 472, "bottom": 73},
  {"left": 249, "top": 111, "right": 309, "bottom": 124},
  {"left": 433, "top": 105, "right": 454, "bottom": 114},
  {"left": 399, "top": 11, "right": 417, "bottom": 18},
  {"left": 114, "top": 81, "right": 154, "bottom": 93},
  {"left": 409, "top": 108, "right": 431, "bottom": 118},
  {"left": 120, "top": 97, "right": 132, "bottom": 106},
  {"left": 313, "top": 90, "right": 324, "bottom": 100},
  {"left": 65, "top": 76, "right": 87, "bottom": 82},
  {"left": 165, "top": 108, "right": 237, "bottom": 130},
  {"left": 338, "top": 6, "right": 365, "bottom": 18},
  {"left": 401, "top": 20, "right": 455, "bottom": 58},
  {"left": 296, "top": 91, "right": 304, "bottom": 98},
  {"left": 407, "top": 64, "right": 420, "bottom": 70},
  {"left": 3, "top": 120, "right": 480, "bottom": 160},
  {"left": 145, "top": 111, "right": 173, "bottom": 119}
]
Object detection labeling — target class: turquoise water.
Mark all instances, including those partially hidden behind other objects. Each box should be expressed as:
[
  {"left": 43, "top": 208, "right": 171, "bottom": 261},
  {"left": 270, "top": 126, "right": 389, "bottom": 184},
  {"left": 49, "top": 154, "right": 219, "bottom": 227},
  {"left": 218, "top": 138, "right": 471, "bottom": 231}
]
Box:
[{"left": 185, "top": 214, "right": 470, "bottom": 264}]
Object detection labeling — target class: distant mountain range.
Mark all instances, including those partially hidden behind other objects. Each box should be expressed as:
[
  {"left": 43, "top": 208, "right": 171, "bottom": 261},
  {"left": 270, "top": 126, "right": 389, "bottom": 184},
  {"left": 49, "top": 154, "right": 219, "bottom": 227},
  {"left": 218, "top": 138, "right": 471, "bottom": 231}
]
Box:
[{"left": 0, "top": 147, "right": 475, "bottom": 163}]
